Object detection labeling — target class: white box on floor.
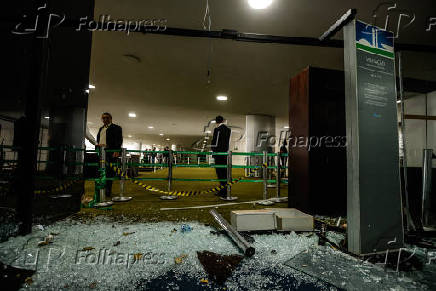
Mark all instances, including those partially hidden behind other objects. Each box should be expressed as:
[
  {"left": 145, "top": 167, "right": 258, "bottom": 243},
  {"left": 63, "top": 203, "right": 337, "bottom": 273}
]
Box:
[
  {"left": 230, "top": 210, "right": 276, "bottom": 231},
  {"left": 265, "top": 208, "right": 314, "bottom": 231}
]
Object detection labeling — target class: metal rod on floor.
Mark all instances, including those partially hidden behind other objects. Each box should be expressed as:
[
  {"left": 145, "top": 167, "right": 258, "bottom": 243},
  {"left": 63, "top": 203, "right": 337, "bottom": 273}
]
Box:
[{"left": 209, "top": 209, "right": 255, "bottom": 257}]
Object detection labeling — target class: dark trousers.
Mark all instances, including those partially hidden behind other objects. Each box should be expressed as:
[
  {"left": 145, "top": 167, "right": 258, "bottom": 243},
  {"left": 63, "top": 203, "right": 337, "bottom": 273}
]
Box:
[
  {"left": 214, "top": 155, "right": 227, "bottom": 196},
  {"left": 105, "top": 154, "right": 117, "bottom": 197}
]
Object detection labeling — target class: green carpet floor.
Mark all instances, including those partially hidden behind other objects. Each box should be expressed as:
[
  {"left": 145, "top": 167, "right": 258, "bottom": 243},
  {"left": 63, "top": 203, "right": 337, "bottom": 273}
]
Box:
[{"left": 79, "top": 168, "right": 288, "bottom": 224}]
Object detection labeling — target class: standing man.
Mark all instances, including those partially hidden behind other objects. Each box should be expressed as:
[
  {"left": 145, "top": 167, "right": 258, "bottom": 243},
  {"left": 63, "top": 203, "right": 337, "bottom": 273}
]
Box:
[
  {"left": 211, "top": 116, "right": 231, "bottom": 198},
  {"left": 96, "top": 112, "right": 123, "bottom": 198}
]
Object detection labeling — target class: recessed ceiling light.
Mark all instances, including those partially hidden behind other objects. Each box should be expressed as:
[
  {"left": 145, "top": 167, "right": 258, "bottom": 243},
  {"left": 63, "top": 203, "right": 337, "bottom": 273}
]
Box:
[
  {"left": 284, "top": 126, "right": 290, "bottom": 129},
  {"left": 128, "top": 112, "right": 136, "bottom": 118},
  {"left": 128, "top": 135, "right": 132, "bottom": 138},
  {"left": 85, "top": 89, "right": 90, "bottom": 94},
  {"left": 159, "top": 133, "right": 164, "bottom": 136},
  {"left": 248, "top": 0, "right": 272, "bottom": 9},
  {"left": 216, "top": 95, "right": 228, "bottom": 101},
  {"left": 89, "top": 84, "right": 96, "bottom": 89},
  {"left": 166, "top": 138, "right": 170, "bottom": 141},
  {"left": 148, "top": 126, "right": 154, "bottom": 129},
  {"left": 44, "top": 116, "right": 50, "bottom": 119}
]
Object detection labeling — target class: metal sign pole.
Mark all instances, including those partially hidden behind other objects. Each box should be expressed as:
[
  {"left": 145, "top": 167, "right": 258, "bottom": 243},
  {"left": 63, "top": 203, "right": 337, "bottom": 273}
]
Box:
[
  {"left": 112, "top": 148, "right": 132, "bottom": 202},
  {"left": 221, "top": 151, "right": 238, "bottom": 201}
]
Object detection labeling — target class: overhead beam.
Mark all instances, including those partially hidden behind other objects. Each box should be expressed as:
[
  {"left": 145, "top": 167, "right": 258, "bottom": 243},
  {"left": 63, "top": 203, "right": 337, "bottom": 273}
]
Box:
[
  {"left": 1, "top": 18, "right": 436, "bottom": 53},
  {"left": 404, "top": 115, "right": 436, "bottom": 121}
]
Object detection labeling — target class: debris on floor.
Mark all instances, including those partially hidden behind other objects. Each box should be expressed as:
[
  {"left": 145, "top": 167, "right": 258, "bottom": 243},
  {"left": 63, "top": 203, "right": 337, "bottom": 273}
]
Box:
[
  {"left": 174, "top": 254, "right": 187, "bottom": 264},
  {"left": 181, "top": 224, "right": 192, "bottom": 233},
  {"left": 197, "top": 251, "right": 244, "bottom": 284},
  {"left": 37, "top": 234, "right": 54, "bottom": 247},
  {"left": 0, "top": 218, "right": 433, "bottom": 290},
  {"left": 0, "top": 261, "right": 35, "bottom": 290}
]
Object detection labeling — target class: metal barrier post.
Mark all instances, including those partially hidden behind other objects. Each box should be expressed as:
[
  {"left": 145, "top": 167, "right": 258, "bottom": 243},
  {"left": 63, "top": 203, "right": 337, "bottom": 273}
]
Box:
[
  {"left": 161, "top": 149, "right": 177, "bottom": 200},
  {"left": 267, "top": 154, "right": 276, "bottom": 189},
  {"left": 257, "top": 150, "right": 274, "bottom": 205},
  {"left": 276, "top": 152, "right": 281, "bottom": 198},
  {"left": 95, "top": 147, "right": 114, "bottom": 207},
  {"left": 245, "top": 157, "right": 249, "bottom": 177},
  {"left": 422, "top": 149, "right": 433, "bottom": 228},
  {"left": 221, "top": 151, "right": 238, "bottom": 201},
  {"left": 112, "top": 148, "right": 132, "bottom": 202},
  {"left": 49, "top": 145, "right": 72, "bottom": 199}
]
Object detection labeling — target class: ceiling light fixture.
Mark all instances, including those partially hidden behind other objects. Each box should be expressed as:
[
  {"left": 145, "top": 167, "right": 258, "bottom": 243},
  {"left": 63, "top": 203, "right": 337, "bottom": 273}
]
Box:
[
  {"left": 148, "top": 126, "right": 154, "bottom": 129},
  {"left": 205, "top": 130, "right": 212, "bottom": 134},
  {"left": 159, "top": 133, "right": 164, "bottom": 136},
  {"left": 85, "top": 89, "right": 90, "bottom": 94},
  {"left": 216, "top": 95, "right": 228, "bottom": 101},
  {"left": 166, "top": 138, "right": 170, "bottom": 141},
  {"left": 248, "top": 0, "right": 272, "bottom": 9},
  {"left": 284, "top": 126, "right": 290, "bottom": 129},
  {"left": 128, "top": 112, "right": 136, "bottom": 118},
  {"left": 44, "top": 116, "right": 50, "bottom": 120},
  {"left": 128, "top": 135, "right": 132, "bottom": 138},
  {"left": 89, "top": 84, "right": 96, "bottom": 89}
]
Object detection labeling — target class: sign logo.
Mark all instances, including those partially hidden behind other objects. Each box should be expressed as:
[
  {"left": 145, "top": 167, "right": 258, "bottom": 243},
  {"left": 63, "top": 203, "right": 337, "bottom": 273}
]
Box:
[
  {"left": 12, "top": 4, "right": 65, "bottom": 38},
  {"left": 356, "top": 20, "right": 394, "bottom": 59}
]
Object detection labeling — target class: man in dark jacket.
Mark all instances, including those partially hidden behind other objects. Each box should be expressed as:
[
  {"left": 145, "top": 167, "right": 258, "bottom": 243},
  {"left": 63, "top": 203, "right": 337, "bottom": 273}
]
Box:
[
  {"left": 96, "top": 112, "right": 123, "bottom": 197},
  {"left": 211, "top": 116, "right": 231, "bottom": 198}
]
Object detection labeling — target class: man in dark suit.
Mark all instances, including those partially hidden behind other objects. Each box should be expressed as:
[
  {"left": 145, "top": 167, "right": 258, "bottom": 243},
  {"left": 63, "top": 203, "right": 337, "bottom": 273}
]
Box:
[
  {"left": 211, "top": 116, "right": 231, "bottom": 198},
  {"left": 96, "top": 112, "right": 123, "bottom": 197}
]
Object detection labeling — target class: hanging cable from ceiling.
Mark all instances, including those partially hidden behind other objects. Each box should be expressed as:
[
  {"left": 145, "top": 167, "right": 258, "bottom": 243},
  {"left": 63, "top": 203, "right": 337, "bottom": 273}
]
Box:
[{"left": 203, "top": 0, "right": 213, "bottom": 85}]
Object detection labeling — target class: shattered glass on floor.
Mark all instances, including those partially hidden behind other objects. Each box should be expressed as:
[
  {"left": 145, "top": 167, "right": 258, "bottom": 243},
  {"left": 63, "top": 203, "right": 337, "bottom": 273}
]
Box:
[{"left": 0, "top": 217, "right": 434, "bottom": 290}]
